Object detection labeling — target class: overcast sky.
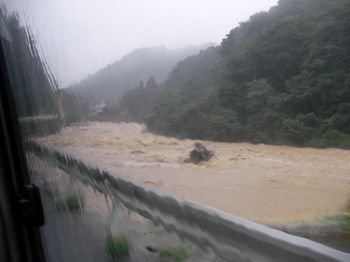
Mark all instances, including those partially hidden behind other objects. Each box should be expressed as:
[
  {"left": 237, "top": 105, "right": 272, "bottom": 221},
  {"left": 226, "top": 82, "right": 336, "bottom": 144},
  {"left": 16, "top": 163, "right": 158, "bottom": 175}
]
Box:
[{"left": 6, "top": 0, "right": 278, "bottom": 87}]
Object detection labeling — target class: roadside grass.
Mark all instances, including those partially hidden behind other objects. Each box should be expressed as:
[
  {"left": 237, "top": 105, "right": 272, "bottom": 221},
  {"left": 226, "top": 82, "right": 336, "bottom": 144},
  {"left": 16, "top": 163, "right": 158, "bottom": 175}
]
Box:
[
  {"left": 335, "top": 198, "right": 350, "bottom": 232},
  {"left": 326, "top": 215, "right": 350, "bottom": 232},
  {"left": 105, "top": 234, "right": 129, "bottom": 260},
  {"left": 324, "top": 198, "right": 350, "bottom": 231},
  {"left": 159, "top": 246, "right": 188, "bottom": 262},
  {"left": 56, "top": 192, "right": 84, "bottom": 211},
  {"left": 318, "top": 198, "right": 350, "bottom": 251}
]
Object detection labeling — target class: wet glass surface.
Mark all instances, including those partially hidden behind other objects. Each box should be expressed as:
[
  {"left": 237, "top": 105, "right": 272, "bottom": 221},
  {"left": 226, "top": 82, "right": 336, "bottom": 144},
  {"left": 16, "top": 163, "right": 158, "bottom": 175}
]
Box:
[{"left": 1, "top": 1, "right": 350, "bottom": 261}]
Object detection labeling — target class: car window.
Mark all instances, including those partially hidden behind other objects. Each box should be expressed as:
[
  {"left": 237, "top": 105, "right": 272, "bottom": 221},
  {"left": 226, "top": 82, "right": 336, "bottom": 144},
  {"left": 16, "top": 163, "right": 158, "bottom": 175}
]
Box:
[{"left": 1, "top": 1, "right": 350, "bottom": 261}]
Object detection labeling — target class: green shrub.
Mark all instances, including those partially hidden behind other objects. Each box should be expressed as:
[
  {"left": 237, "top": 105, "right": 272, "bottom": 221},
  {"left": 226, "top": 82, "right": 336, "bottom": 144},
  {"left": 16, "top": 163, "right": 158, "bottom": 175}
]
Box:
[
  {"left": 340, "top": 216, "right": 350, "bottom": 232},
  {"left": 56, "top": 193, "right": 84, "bottom": 211},
  {"left": 65, "top": 194, "right": 80, "bottom": 209},
  {"left": 326, "top": 197, "right": 350, "bottom": 232},
  {"left": 338, "top": 199, "right": 350, "bottom": 232},
  {"left": 105, "top": 234, "right": 129, "bottom": 260}
]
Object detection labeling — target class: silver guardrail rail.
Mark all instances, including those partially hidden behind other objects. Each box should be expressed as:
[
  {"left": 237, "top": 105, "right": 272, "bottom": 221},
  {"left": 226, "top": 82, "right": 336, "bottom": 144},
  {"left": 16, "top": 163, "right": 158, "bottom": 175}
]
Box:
[
  {"left": 26, "top": 140, "right": 350, "bottom": 262},
  {"left": 19, "top": 114, "right": 61, "bottom": 136}
]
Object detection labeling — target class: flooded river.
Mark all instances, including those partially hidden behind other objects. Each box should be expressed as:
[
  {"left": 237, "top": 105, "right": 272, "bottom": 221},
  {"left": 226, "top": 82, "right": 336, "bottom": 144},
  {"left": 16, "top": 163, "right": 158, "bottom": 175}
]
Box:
[{"left": 37, "top": 122, "right": 350, "bottom": 225}]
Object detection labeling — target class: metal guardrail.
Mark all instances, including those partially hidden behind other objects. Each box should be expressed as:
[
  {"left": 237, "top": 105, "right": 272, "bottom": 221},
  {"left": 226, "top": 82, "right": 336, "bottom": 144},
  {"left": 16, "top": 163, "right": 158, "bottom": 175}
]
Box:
[
  {"left": 26, "top": 141, "right": 350, "bottom": 262},
  {"left": 19, "top": 115, "right": 61, "bottom": 136}
]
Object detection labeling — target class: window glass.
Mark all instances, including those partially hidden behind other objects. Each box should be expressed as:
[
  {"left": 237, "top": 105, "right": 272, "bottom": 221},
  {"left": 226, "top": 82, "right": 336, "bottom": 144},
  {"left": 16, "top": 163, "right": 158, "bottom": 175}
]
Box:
[{"left": 1, "top": 0, "right": 350, "bottom": 261}]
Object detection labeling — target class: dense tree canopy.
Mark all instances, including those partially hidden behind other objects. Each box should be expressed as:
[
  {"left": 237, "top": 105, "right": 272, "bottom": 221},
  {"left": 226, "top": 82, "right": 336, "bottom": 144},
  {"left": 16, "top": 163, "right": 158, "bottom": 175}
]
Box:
[
  {"left": 142, "top": 0, "right": 350, "bottom": 148},
  {"left": 86, "top": 0, "right": 350, "bottom": 148}
]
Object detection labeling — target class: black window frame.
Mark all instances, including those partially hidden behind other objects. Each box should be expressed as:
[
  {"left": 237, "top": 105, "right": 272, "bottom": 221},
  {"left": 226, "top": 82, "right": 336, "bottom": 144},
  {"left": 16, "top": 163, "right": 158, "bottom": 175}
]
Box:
[{"left": 0, "top": 35, "right": 46, "bottom": 262}]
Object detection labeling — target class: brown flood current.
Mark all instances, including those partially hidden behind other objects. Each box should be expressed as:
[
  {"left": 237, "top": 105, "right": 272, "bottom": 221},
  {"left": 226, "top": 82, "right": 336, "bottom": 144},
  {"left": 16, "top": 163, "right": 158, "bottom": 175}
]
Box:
[{"left": 37, "top": 122, "right": 350, "bottom": 225}]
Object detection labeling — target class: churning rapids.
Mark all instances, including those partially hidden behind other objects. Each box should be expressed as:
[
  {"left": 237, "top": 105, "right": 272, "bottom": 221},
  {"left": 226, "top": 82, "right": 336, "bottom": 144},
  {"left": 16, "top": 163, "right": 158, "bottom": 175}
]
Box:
[{"left": 37, "top": 122, "right": 350, "bottom": 225}]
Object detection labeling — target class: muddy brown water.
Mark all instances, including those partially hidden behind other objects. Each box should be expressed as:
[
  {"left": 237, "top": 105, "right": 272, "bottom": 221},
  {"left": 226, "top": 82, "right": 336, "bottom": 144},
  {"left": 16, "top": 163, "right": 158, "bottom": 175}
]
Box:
[{"left": 37, "top": 122, "right": 350, "bottom": 225}]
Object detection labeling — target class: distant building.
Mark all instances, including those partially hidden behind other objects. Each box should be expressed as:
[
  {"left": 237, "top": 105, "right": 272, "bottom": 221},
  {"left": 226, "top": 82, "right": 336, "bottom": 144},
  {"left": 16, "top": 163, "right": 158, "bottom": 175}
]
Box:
[{"left": 90, "top": 101, "right": 106, "bottom": 116}]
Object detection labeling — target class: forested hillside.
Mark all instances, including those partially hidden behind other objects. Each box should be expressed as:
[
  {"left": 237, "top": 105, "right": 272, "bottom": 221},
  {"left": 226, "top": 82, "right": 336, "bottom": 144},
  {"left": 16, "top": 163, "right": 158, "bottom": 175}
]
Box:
[
  {"left": 139, "top": 0, "right": 350, "bottom": 148},
  {"left": 72, "top": 45, "right": 212, "bottom": 105}
]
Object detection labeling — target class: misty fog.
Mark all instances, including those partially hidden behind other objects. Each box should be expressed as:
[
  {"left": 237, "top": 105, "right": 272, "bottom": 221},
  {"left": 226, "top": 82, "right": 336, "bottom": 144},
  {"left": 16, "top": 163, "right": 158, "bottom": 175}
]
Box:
[{"left": 5, "top": 0, "right": 277, "bottom": 87}]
